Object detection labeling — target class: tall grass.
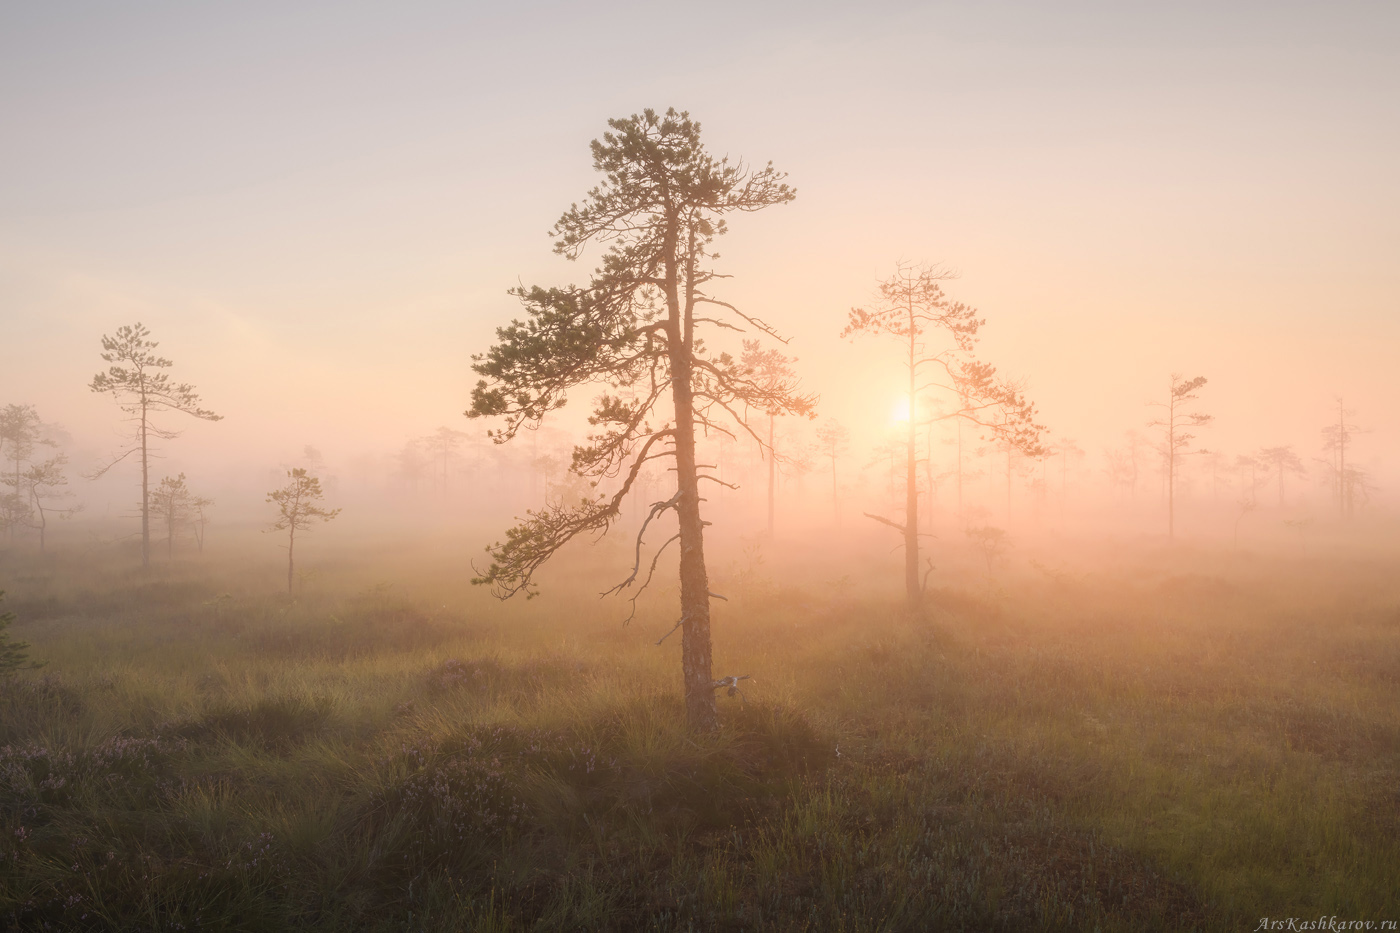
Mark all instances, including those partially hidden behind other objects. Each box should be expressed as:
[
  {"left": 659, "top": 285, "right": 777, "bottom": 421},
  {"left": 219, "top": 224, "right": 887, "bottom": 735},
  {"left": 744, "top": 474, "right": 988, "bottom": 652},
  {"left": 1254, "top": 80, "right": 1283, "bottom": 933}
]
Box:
[{"left": 0, "top": 540, "right": 1396, "bottom": 930}]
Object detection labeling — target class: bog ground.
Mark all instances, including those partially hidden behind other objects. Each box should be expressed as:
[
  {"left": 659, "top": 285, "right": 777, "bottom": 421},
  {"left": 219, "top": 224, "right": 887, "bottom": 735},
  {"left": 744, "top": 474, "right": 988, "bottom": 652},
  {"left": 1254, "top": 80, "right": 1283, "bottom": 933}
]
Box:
[{"left": 0, "top": 537, "right": 1397, "bottom": 932}]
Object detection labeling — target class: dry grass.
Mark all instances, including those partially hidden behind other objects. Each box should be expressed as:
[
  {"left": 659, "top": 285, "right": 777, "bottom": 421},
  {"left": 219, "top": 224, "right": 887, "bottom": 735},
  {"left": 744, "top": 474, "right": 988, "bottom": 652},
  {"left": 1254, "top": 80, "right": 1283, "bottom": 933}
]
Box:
[{"left": 0, "top": 536, "right": 1396, "bottom": 931}]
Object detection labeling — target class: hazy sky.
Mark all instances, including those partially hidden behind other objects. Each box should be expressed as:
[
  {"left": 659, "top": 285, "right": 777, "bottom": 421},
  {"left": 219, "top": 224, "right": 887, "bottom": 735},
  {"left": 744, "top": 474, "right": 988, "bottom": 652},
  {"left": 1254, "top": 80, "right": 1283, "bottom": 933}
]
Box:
[{"left": 3, "top": 1, "right": 1397, "bottom": 493}]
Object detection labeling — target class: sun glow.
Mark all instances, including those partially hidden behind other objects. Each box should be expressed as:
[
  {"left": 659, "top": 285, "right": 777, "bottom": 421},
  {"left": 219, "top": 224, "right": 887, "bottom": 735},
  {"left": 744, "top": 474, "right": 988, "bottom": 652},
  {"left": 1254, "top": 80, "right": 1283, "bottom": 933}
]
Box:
[{"left": 891, "top": 396, "right": 911, "bottom": 423}]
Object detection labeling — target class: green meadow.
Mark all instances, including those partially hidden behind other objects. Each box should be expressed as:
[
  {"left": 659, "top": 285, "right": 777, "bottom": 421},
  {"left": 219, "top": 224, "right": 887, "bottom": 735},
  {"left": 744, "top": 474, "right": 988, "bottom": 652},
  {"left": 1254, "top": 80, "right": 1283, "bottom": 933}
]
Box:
[{"left": 0, "top": 536, "right": 1396, "bottom": 931}]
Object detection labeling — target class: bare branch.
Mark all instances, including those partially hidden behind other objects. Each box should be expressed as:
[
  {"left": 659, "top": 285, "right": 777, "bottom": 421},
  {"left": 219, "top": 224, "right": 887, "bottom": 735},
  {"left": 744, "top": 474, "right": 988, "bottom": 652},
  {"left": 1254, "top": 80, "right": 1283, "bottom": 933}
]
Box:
[
  {"left": 656, "top": 618, "right": 684, "bottom": 645},
  {"left": 693, "top": 296, "right": 789, "bottom": 343},
  {"left": 602, "top": 492, "right": 682, "bottom": 598},
  {"left": 613, "top": 532, "right": 681, "bottom": 625},
  {"left": 863, "top": 512, "right": 907, "bottom": 534}
]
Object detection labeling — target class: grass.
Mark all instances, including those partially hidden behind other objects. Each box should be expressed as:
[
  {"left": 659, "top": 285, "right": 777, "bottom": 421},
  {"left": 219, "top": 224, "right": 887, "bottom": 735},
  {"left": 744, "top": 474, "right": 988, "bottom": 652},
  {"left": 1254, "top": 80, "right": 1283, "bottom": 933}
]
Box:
[{"left": 0, "top": 537, "right": 1396, "bottom": 931}]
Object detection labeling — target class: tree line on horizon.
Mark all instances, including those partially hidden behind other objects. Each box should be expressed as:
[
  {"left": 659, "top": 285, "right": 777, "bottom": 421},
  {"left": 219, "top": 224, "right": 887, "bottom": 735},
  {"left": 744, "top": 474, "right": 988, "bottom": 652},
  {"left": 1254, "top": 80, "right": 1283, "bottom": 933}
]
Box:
[{"left": 0, "top": 108, "right": 1387, "bottom": 730}]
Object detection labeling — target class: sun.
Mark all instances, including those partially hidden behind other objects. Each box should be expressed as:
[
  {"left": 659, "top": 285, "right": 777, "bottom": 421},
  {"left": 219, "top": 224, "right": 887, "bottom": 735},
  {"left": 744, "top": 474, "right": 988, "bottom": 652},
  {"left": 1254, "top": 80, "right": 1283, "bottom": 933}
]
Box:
[{"left": 891, "top": 396, "right": 910, "bottom": 423}]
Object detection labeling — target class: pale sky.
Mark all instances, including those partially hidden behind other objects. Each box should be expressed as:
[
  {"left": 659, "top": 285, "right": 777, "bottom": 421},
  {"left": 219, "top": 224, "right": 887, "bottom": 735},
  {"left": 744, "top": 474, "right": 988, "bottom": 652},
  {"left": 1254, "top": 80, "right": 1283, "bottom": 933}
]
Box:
[{"left": 3, "top": 1, "right": 1397, "bottom": 502}]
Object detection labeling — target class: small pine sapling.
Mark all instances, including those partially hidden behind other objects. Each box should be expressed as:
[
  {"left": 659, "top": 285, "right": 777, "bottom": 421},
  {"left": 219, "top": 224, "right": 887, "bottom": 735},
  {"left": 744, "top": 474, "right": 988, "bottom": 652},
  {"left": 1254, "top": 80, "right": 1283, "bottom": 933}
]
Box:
[
  {"left": 0, "top": 591, "right": 41, "bottom": 675},
  {"left": 1147, "top": 374, "right": 1211, "bottom": 540},
  {"left": 89, "top": 324, "right": 222, "bottom": 568},
  {"left": 267, "top": 469, "right": 341, "bottom": 595}
]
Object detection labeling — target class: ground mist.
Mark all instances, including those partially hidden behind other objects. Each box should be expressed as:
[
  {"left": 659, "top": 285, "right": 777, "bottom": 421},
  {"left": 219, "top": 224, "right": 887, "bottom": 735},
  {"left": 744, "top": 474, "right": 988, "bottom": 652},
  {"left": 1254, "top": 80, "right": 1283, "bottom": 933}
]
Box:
[{"left": 0, "top": 537, "right": 1396, "bottom": 931}]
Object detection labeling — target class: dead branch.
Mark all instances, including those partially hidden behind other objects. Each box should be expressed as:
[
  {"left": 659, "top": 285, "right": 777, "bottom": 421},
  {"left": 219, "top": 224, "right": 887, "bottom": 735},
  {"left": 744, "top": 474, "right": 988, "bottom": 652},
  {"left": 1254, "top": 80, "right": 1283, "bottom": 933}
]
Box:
[
  {"left": 601, "top": 491, "right": 683, "bottom": 598},
  {"left": 618, "top": 532, "right": 680, "bottom": 625},
  {"left": 863, "top": 512, "right": 907, "bottom": 534},
  {"left": 693, "top": 296, "right": 789, "bottom": 343}
]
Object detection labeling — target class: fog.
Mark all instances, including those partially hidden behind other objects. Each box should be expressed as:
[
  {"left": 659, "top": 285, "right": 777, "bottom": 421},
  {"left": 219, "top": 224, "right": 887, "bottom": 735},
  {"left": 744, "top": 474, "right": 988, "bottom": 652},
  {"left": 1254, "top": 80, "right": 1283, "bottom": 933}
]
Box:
[
  {"left": 1, "top": 0, "right": 1397, "bottom": 605},
  {"left": 5, "top": 7, "right": 1400, "bottom": 926},
  {"left": 4, "top": 2, "right": 1397, "bottom": 550}
]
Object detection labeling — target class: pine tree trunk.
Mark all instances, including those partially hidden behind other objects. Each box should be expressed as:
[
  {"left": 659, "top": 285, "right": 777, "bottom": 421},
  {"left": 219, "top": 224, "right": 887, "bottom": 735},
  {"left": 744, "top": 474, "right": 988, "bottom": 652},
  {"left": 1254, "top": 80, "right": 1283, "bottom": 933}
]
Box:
[
  {"left": 1168, "top": 421, "right": 1176, "bottom": 540},
  {"left": 904, "top": 333, "right": 920, "bottom": 609},
  {"left": 11, "top": 457, "right": 19, "bottom": 544},
  {"left": 905, "top": 425, "right": 920, "bottom": 607},
  {"left": 924, "top": 428, "right": 934, "bottom": 535},
  {"left": 1005, "top": 449, "right": 1012, "bottom": 526},
  {"left": 956, "top": 419, "right": 963, "bottom": 516},
  {"left": 673, "top": 379, "right": 716, "bottom": 731},
  {"left": 668, "top": 213, "right": 716, "bottom": 732},
  {"left": 831, "top": 454, "right": 838, "bottom": 526},
  {"left": 1061, "top": 451, "right": 1068, "bottom": 524},
  {"left": 140, "top": 398, "right": 150, "bottom": 568},
  {"left": 1338, "top": 401, "right": 1347, "bottom": 520},
  {"left": 766, "top": 412, "right": 775, "bottom": 540}
]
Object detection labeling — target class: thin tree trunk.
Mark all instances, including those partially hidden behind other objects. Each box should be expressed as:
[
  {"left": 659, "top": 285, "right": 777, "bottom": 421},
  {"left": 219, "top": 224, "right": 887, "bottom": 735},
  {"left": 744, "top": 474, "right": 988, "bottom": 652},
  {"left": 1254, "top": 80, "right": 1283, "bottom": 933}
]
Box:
[
  {"left": 34, "top": 498, "right": 45, "bottom": 553},
  {"left": 766, "top": 412, "right": 775, "bottom": 540},
  {"left": 669, "top": 213, "right": 716, "bottom": 732},
  {"left": 923, "top": 425, "right": 933, "bottom": 535},
  {"left": 830, "top": 453, "right": 839, "bottom": 526},
  {"left": 904, "top": 311, "right": 920, "bottom": 609},
  {"left": 1061, "top": 449, "right": 1067, "bottom": 524},
  {"left": 287, "top": 527, "right": 296, "bottom": 595},
  {"left": 1338, "top": 399, "right": 1347, "bottom": 519},
  {"left": 11, "top": 456, "right": 19, "bottom": 544},
  {"left": 1005, "top": 448, "right": 1012, "bottom": 526},
  {"left": 956, "top": 418, "right": 963, "bottom": 516},
  {"left": 905, "top": 427, "right": 919, "bottom": 606},
  {"left": 1166, "top": 384, "right": 1176, "bottom": 540},
  {"left": 141, "top": 398, "right": 150, "bottom": 568}
]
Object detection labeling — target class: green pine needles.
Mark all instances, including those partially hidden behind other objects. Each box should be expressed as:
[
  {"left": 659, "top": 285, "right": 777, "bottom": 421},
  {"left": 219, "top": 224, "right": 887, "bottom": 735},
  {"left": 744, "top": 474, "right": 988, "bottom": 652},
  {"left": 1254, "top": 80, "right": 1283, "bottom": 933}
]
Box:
[{"left": 0, "top": 590, "right": 41, "bottom": 675}]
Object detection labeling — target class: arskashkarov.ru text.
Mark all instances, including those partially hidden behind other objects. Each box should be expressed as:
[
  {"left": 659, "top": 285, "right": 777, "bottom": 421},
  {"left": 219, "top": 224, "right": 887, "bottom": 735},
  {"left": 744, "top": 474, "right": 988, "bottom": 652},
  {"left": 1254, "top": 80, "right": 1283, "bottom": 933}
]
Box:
[{"left": 1255, "top": 919, "right": 1397, "bottom": 932}]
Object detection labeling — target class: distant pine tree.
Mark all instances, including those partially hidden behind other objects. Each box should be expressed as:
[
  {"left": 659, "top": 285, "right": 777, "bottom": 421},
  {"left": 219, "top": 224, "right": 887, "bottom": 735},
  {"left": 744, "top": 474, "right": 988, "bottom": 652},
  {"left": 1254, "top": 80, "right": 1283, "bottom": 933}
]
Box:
[{"left": 0, "top": 590, "right": 40, "bottom": 675}]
